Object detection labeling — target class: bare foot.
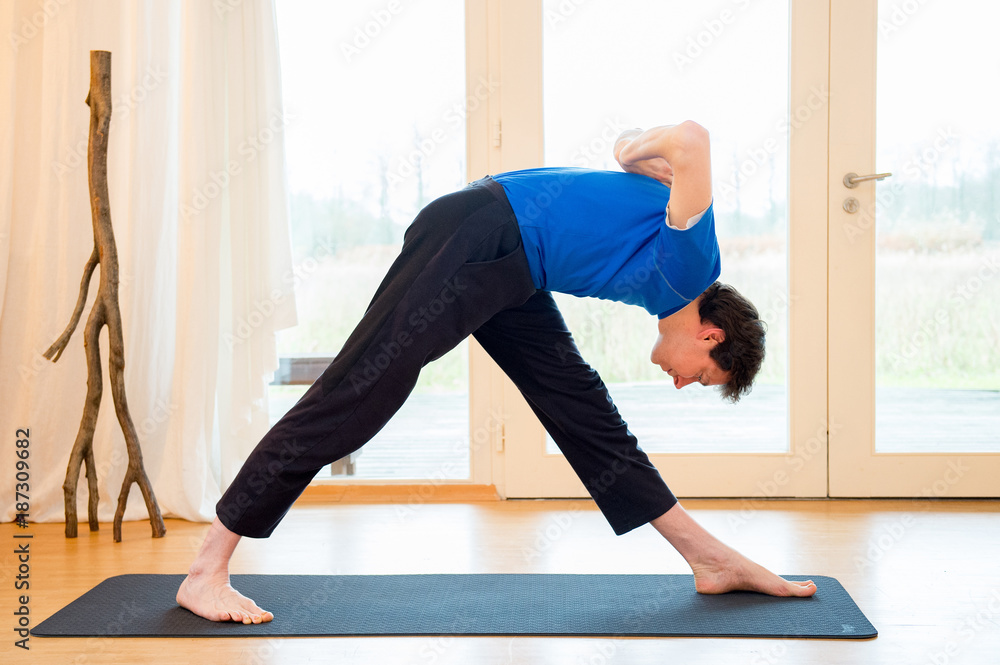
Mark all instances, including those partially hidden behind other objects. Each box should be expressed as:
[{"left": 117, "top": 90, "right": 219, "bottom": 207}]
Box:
[
  {"left": 691, "top": 546, "right": 817, "bottom": 597},
  {"left": 176, "top": 570, "right": 274, "bottom": 623},
  {"left": 649, "top": 504, "right": 817, "bottom": 598}
]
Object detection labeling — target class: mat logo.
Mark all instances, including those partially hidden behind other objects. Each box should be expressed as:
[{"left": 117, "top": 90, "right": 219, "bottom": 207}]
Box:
[{"left": 841, "top": 624, "right": 856, "bottom": 634}]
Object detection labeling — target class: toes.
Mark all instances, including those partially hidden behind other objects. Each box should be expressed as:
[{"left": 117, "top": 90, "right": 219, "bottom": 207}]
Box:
[
  {"left": 262, "top": 611, "right": 274, "bottom": 622},
  {"left": 789, "top": 580, "right": 817, "bottom": 597},
  {"left": 238, "top": 600, "right": 268, "bottom": 624}
]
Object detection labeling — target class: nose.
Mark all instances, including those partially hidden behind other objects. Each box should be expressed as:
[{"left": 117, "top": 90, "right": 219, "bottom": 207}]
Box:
[{"left": 673, "top": 375, "right": 697, "bottom": 389}]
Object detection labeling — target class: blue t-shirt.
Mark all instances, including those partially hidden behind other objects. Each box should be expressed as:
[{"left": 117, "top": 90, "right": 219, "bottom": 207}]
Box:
[{"left": 492, "top": 167, "right": 721, "bottom": 318}]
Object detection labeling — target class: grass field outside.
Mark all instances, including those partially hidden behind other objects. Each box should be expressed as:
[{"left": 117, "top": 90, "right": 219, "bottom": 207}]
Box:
[{"left": 276, "top": 238, "right": 998, "bottom": 394}]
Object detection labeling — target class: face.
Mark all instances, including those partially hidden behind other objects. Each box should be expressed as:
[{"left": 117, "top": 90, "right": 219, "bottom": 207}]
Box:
[{"left": 650, "top": 325, "right": 728, "bottom": 390}]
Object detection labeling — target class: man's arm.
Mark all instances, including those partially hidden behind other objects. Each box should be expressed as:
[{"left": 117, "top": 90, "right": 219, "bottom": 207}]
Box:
[{"left": 614, "top": 121, "right": 713, "bottom": 230}]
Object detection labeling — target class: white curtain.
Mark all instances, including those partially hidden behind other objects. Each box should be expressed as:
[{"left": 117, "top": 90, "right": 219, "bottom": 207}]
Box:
[{"left": 0, "top": 0, "right": 296, "bottom": 525}]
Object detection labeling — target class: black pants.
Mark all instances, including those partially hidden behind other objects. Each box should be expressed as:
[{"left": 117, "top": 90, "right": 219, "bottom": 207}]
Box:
[{"left": 216, "top": 177, "right": 677, "bottom": 538}]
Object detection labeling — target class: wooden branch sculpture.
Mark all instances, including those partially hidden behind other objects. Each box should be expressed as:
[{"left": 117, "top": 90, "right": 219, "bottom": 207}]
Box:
[{"left": 43, "top": 50, "right": 165, "bottom": 542}]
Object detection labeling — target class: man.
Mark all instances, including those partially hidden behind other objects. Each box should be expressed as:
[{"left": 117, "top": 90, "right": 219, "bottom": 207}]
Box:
[{"left": 177, "top": 121, "right": 816, "bottom": 623}]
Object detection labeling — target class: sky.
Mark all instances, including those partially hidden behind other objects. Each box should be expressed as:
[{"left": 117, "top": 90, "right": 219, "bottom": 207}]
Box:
[
  {"left": 275, "top": 0, "right": 790, "bottom": 223},
  {"left": 275, "top": 0, "right": 999, "bottom": 222}
]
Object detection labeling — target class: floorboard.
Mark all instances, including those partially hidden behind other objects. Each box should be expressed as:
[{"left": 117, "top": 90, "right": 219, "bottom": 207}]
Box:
[{"left": 5, "top": 498, "right": 999, "bottom": 664}]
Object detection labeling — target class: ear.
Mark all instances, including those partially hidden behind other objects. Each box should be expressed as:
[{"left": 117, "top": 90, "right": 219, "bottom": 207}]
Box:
[{"left": 700, "top": 327, "right": 725, "bottom": 345}]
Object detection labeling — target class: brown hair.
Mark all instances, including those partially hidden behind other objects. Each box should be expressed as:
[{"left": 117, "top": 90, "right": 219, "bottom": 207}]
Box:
[{"left": 697, "top": 281, "right": 767, "bottom": 403}]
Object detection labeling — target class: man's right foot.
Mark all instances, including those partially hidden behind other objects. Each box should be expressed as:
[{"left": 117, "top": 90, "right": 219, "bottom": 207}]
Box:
[
  {"left": 690, "top": 546, "right": 817, "bottom": 597},
  {"left": 176, "top": 570, "right": 273, "bottom": 623}
]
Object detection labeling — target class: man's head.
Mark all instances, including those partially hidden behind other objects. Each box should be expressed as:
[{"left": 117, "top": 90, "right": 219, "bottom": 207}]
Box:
[{"left": 650, "top": 281, "right": 766, "bottom": 402}]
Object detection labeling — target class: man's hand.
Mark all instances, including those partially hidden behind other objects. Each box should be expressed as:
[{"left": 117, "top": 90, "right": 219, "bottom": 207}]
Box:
[
  {"left": 621, "top": 156, "right": 674, "bottom": 186},
  {"left": 614, "top": 128, "right": 674, "bottom": 185}
]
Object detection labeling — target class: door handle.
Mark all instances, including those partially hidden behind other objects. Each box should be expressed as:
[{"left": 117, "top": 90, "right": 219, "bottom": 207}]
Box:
[{"left": 843, "top": 172, "right": 892, "bottom": 188}]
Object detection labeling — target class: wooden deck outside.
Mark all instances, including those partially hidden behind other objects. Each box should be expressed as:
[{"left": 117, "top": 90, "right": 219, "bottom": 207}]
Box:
[{"left": 268, "top": 383, "right": 999, "bottom": 481}]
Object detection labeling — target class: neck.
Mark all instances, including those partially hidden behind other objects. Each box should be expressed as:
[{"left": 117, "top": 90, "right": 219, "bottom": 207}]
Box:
[{"left": 658, "top": 297, "right": 702, "bottom": 337}]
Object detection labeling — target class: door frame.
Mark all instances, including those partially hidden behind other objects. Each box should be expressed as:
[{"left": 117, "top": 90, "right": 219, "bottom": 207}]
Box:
[{"left": 492, "top": 0, "right": 831, "bottom": 500}]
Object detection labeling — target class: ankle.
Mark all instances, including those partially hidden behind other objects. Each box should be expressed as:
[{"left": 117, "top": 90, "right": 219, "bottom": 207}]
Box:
[
  {"left": 186, "top": 560, "right": 229, "bottom": 579},
  {"left": 687, "top": 542, "right": 733, "bottom": 570},
  {"left": 651, "top": 506, "right": 734, "bottom": 568}
]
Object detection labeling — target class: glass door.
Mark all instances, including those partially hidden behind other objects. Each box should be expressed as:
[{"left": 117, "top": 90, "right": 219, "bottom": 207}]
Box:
[
  {"left": 829, "top": 0, "right": 1000, "bottom": 495},
  {"left": 500, "top": 0, "right": 830, "bottom": 499},
  {"left": 273, "top": 0, "right": 476, "bottom": 482}
]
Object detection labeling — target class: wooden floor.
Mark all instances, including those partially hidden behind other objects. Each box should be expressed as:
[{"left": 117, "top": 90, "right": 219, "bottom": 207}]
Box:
[{"left": 5, "top": 498, "right": 1000, "bottom": 665}]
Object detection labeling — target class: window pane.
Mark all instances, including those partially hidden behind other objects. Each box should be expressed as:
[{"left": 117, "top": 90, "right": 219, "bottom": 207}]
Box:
[
  {"left": 875, "top": 0, "right": 1000, "bottom": 452},
  {"left": 273, "top": 0, "right": 470, "bottom": 478},
  {"left": 543, "top": 0, "right": 790, "bottom": 453}
]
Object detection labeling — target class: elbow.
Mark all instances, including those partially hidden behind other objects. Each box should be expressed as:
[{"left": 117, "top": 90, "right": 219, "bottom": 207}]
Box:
[
  {"left": 670, "top": 121, "right": 710, "bottom": 168},
  {"left": 678, "top": 120, "right": 710, "bottom": 145}
]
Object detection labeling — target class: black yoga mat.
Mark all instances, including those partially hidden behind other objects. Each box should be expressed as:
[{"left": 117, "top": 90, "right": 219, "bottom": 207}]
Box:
[{"left": 32, "top": 573, "right": 875, "bottom": 639}]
